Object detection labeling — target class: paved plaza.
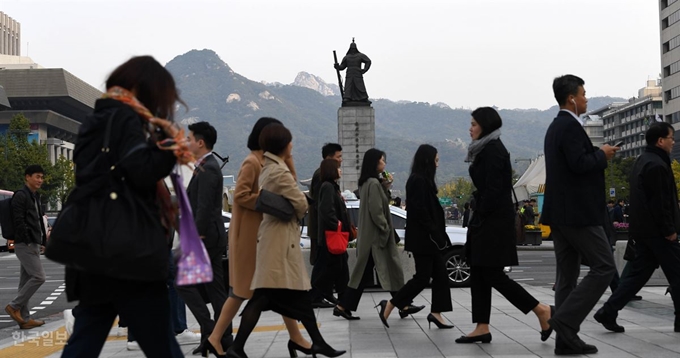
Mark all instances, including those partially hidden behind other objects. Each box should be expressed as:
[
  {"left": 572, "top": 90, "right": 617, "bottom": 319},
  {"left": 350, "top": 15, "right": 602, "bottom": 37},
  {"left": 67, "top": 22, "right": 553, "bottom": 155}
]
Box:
[{"left": 0, "top": 282, "right": 677, "bottom": 357}]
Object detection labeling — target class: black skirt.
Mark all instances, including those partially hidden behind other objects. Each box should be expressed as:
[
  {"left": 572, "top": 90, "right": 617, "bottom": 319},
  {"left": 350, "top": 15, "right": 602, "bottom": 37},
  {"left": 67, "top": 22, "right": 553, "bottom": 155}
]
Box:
[{"left": 245, "top": 288, "right": 315, "bottom": 322}]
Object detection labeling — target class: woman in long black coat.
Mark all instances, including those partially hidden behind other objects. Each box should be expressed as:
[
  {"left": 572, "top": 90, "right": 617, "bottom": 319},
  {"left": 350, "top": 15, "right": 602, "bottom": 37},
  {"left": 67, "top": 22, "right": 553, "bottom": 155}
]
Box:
[
  {"left": 456, "top": 107, "right": 553, "bottom": 344},
  {"left": 314, "top": 158, "right": 352, "bottom": 304},
  {"left": 376, "top": 144, "right": 453, "bottom": 329}
]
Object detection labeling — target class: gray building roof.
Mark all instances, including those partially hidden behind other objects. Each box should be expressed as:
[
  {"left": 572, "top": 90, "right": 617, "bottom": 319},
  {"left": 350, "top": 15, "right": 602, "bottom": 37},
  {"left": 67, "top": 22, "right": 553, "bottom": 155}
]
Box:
[{"left": 0, "top": 68, "right": 101, "bottom": 122}]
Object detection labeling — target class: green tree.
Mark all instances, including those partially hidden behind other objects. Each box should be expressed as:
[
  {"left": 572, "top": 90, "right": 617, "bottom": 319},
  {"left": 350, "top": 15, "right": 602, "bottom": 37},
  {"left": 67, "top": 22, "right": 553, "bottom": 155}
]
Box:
[
  {"left": 604, "top": 157, "right": 636, "bottom": 201},
  {"left": 672, "top": 160, "right": 680, "bottom": 190},
  {"left": 0, "top": 113, "right": 70, "bottom": 208},
  {"left": 44, "top": 155, "right": 75, "bottom": 207},
  {"left": 438, "top": 177, "right": 475, "bottom": 206}
]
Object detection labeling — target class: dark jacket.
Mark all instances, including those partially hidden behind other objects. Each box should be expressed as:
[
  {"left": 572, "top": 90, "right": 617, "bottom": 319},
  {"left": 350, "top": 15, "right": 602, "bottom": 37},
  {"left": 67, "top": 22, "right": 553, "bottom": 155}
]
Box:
[
  {"left": 308, "top": 167, "right": 321, "bottom": 263},
  {"left": 629, "top": 145, "right": 680, "bottom": 240},
  {"left": 466, "top": 139, "right": 518, "bottom": 267},
  {"left": 65, "top": 99, "right": 177, "bottom": 303},
  {"left": 611, "top": 204, "right": 624, "bottom": 223},
  {"left": 11, "top": 185, "right": 46, "bottom": 245},
  {"left": 404, "top": 173, "right": 448, "bottom": 255},
  {"left": 543, "top": 111, "right": 607, "bottom": 226},
  {"left": 187, "top": 154, "right": 227, "bottom": 250},
  {"left": 462, "top": 209, "right": 470, "bottom": 228},
  {"left": 317, "top": 181, "right": 353, "bottom": 246}
]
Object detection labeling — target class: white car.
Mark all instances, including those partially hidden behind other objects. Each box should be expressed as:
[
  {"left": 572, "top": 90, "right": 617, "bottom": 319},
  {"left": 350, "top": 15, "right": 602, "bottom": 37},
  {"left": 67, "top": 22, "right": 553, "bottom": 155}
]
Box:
[
  {"left": 222, "top": 211, "right": 231, "bottom": 233},
  {"left": 301, "top": 199, "right": 471, "bottom": 287}
]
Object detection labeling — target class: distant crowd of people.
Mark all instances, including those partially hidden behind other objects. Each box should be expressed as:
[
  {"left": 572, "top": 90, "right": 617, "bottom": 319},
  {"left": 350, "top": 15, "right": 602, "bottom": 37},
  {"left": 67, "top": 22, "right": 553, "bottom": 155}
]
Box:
[{"left": 5, "top": 56, "right": 679, "bottom": 358}]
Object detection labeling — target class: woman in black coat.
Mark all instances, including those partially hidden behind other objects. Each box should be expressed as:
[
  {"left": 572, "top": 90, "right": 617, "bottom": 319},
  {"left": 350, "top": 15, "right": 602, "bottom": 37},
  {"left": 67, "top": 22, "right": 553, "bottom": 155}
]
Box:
[
  {"left": 376, "top": 144, "right": 453, "bottom": 329},
  {"left": 313, "top": 158, "right": 352, "bottom": 305},
  {"left": 456, "top": 107, "right": 553, "bottom": 344},
  {"left": 60, "top": 56, "right": 184, "bottom": 357}
]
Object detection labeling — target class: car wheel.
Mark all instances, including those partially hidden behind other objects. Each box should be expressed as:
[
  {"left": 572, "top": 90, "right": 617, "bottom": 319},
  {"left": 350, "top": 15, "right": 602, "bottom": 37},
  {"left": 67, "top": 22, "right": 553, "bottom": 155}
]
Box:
[{"left": 444, "top": 247, "right": 470, "bottom": 287}]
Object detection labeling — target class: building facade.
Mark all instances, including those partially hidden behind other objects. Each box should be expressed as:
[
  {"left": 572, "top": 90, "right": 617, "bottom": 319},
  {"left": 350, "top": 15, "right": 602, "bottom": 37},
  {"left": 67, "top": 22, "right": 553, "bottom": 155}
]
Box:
[
  {"left": 600, "top": 80, "right": 663, "bottom": 158},
  {"left": 0, "top": 68, "right": 102, "bottom": 163},
  {"left": 660, "top": 0, "right": 680, "bottom": 159},
  {"left": 0, "top": 12, "right": 20, "bottom": 56}
]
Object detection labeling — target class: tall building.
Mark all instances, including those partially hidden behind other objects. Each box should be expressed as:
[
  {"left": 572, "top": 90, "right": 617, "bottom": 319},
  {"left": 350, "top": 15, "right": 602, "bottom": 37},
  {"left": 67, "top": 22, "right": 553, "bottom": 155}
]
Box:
[
  {"left": 600, "top": 80, "right": 663, "bottom": 158},
  {"left": 660, "top": 0, "right": 680, "bottom": 158},
  {"left": 0, "top": 12, "right": 20, "bottom": 56}
]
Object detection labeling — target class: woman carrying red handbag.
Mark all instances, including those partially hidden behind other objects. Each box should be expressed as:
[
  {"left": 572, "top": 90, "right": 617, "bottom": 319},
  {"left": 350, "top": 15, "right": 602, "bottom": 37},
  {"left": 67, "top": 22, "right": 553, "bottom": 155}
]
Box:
[{"left": 311, "top": 159, "right": 353, "bottom": 306}]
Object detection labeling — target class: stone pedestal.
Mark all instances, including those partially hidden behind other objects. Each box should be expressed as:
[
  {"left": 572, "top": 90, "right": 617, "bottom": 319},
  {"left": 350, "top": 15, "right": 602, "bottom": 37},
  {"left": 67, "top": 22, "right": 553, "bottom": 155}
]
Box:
[{"left": 338, "top": 107, "right": 375, "bottom": 193}]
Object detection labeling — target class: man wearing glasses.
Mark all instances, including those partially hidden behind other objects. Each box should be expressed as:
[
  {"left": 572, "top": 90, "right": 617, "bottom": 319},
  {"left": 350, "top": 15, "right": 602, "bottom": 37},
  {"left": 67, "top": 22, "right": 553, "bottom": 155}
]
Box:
[{"left": 594, "top": 122, "right": 680, "bottom": 334}]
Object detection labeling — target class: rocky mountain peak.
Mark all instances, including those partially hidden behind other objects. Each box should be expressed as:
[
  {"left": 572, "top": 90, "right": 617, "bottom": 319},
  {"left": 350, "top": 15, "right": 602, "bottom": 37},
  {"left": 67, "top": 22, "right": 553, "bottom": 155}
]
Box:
[{"left": 293, "top": 71, "right": 340, "bottom": 96}]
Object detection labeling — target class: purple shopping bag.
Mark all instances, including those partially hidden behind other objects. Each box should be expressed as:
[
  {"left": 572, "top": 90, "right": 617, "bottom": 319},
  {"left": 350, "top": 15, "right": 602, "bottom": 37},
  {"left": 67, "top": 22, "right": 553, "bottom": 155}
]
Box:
[{"left": 171, "top": 173, "right": 213, "bottom": 286}]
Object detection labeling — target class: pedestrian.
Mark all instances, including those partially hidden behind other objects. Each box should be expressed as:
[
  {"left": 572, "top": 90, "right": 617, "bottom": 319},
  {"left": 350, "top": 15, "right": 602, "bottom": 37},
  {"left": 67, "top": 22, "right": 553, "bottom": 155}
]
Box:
[
  {"left": 455, "top": 107, "right": 553, "bottom": 344},
  {"left": 611, "top": 199, "right": 625, "bottom": 224},
  {"left": 334, "top": 148, "right": 423, "bottom": 320},
  {"left": 309, "top": 143, "right": 344, "bottom": 308},
  {"left": 205, "top": 118, "right": 311, "bottom": 357},
  {"left": 462, "top": 202, "right": 471, "bottom": 228},
  {"left": 60, "top": 56, "right": 183, "bottom": 357},
  {"left": 5, "top": 165, "right": 47, "bottom": 330},
  {"left": 225, "top": 123, "right": 344, "bottom": 358},
  {"left": 312, "top": 158, "right": 352, "bottom": 313},
  {"left": 376, "top": 144, "right": 453, "bottom": 329},
  {"left": 175, "top": 121, "right": 232, "bottom": 355},
  {"left": 542, "top": 74, "right": 618, "bottom": 355},
  {"left": 594, "top": 122, "right": 680, "bottom": 333}
]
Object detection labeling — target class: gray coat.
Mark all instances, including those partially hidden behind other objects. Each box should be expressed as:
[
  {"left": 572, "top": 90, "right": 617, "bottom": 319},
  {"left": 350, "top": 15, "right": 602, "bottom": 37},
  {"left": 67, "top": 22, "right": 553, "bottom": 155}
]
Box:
[{"left": 348, "top": 178, "right": 404, "bottom": 291}]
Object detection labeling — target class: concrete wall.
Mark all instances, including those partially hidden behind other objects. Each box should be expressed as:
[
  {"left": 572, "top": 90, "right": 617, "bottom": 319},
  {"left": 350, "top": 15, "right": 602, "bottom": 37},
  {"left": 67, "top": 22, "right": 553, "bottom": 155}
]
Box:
[{"left": 338, "top": 107, "right": 375, "bottom": 193}]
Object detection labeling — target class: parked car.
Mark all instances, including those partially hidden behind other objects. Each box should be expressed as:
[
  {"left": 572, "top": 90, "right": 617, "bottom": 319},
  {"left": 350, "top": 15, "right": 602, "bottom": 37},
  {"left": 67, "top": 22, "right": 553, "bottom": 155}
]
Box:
[
  {"left": 300, "top": 199, "right": 471, "bottom": 287},
  {"left": 0, "top": 189, "right": 13, "bottom": 252}
]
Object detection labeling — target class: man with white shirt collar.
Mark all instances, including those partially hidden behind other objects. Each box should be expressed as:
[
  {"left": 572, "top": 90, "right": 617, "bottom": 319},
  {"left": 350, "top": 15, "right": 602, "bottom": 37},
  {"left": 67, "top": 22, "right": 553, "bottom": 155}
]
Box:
[{"left": 542, "top": 75, "right": 619, "bottom": 355}]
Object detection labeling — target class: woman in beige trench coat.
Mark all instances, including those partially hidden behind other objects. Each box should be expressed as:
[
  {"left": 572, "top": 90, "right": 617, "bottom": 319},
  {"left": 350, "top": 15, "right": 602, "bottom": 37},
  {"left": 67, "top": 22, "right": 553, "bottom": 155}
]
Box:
[
  {"left": 205, "top": 118, "right": 310, "bottom": 357},
  {"left": 334, "top": 148, "right": 423, "bottom": 321},
  {"left": 226, "top": 123, "right": 345, "bottom": 358}
]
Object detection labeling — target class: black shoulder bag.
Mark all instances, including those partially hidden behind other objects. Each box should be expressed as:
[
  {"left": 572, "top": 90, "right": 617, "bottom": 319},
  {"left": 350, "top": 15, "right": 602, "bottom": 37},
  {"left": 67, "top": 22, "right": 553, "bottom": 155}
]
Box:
[{"left": 46, "top": 113, "right": 168, "bottom": 281}]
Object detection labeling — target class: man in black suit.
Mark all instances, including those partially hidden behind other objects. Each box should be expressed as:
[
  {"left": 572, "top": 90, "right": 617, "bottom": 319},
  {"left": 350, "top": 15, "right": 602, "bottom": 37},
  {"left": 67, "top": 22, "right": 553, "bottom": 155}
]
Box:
[
  {"left": 543, "top": 75, "right": 619, "bottom": 355},
  {"left": 177, "top": 121, "right": 232, "bottom": 354},
  {"left": 594, "top": 122, "right": 680, "bottom": 333}
]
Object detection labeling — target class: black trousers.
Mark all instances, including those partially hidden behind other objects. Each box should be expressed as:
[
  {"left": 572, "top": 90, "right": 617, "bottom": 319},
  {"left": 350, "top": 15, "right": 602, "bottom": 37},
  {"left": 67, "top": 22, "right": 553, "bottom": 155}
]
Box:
[
  {"left": 340, "top": 252, "right": 398, "bottom": 312},
  {"left": 310, "top": 246, "right": 349, "bottom": 302},
  {"left": 603, "top": 236, "right": 680, "bottom": 316},
  {"left": 470, "top": 266, "right": 538, "bottom": 323},
  {"left": 61, "top": 281, "right": 183, "bottom": 358},
  {"left": 176, "top": 245, "right": 232, "bottom": 345},
  {"left": 552, "top": 225, "right": 616, "bottom": 332},
  {"left": 391, "top": 252, "right": 452, "bottom": 313}
]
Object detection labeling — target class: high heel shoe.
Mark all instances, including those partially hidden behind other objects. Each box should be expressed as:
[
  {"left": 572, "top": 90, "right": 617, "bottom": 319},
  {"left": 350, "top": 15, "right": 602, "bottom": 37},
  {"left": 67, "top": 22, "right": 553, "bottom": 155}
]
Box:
[
  {"left": 454, "top": 333, "right": 492, "bottom": 344},
  {"left": 540, "top": 305, "right": 555, "bottom": 341},
  {"left": 426, "top": 313, "right": 453, "bottom": 329},
  {"left": 288, "top": 340, "right": 312, "bottom": 358},
  {"left": 375, "top": 300, "right": 389, "bottom": 328},
  {"left": 399, "top": 304, "right": 425, "bottom": 318},
  {"left": 201, "top": 339, "right": 227, "bottom": 358},
  {"left": 310, "top": 343, "right": 346, "bottom": 358},
  {"left": 225, "top": 346, "right": 248, "bottom": 358}
]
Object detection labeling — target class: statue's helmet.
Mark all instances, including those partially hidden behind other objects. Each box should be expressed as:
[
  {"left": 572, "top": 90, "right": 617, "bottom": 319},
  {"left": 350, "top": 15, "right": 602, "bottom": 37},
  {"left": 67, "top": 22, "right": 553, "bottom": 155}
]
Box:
[{"left": 346, "top": 42, "right": 359, "bottom": 55}]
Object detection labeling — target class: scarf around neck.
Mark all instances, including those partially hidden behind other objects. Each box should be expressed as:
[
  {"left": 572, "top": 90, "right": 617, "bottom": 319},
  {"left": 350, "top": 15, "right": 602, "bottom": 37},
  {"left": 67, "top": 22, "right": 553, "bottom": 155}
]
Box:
[{"left": 465, "top": 129, "right": 501, "bottom": 163}]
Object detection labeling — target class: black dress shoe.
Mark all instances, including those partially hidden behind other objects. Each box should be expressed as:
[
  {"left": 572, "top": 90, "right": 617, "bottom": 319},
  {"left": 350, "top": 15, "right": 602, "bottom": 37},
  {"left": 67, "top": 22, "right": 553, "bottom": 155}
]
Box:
[
  {"left": 555, "top": 340, "right": 598, "bottom": 355},
  {"left": 548, "top": 318, "right": 582, "bottom": 351},
  {"left": 333, "top": 307, "right": 360, "bottom": 320},
  {"left": 311, "top": 299, "right": 335, "bottom": 308},
  {"left": 398, "top": 304, "right": 425, "bottom": 318},
  {"left": 455, "top": 333, "right": 492, "bottom": 343},
  {"left": 594, "top": 307, "right": 625, "bottom": 333},
  {"left": 540, "top": 305, "right": 555, "bottom": 341}
]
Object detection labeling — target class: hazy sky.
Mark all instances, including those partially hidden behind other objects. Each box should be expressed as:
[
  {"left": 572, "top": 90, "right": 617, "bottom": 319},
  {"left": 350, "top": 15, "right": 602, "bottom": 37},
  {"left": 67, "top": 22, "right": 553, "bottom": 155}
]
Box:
[{"left": 2, "top": 0, "right": 662, "bottom": 110}]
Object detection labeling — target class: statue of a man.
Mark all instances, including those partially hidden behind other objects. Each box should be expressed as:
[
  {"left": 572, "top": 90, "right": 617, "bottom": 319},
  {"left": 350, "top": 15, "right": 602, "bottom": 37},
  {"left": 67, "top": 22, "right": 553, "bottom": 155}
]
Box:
[{"left": 334, "top": 40, "right": 371, "bottom": 106}]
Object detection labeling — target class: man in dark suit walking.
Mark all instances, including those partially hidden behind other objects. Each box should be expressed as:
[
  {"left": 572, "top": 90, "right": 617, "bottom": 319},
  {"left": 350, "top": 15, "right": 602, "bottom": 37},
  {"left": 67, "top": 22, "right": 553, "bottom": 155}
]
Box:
[
  {"left": 543, "top": 75, "right": 619, "bottom": 355},
  {"left": 594, "top": 122, "right": 680, "bottom": 333},
  {"left": 178, "top": 121, "right": 232, "bottom": 354}
]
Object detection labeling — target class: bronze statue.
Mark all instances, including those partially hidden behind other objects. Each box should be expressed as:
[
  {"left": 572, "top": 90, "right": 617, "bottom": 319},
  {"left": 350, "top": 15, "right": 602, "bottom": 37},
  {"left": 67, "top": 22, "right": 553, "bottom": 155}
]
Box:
[{"left": 334, "top": 39, "right": 371, "bottom": 106}]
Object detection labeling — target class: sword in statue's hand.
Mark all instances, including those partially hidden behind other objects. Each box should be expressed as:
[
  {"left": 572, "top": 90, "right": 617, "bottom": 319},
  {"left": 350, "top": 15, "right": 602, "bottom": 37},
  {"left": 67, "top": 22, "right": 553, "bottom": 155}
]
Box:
[{"left": 333, "top": 50, "right": 344, "bottom": 99}]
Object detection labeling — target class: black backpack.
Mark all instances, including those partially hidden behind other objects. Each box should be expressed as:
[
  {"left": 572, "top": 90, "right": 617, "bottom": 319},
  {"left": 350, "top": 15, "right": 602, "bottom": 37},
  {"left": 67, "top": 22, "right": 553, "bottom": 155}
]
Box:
[{"left": 0, "top": 195, "right": 15, "bottom": 240}]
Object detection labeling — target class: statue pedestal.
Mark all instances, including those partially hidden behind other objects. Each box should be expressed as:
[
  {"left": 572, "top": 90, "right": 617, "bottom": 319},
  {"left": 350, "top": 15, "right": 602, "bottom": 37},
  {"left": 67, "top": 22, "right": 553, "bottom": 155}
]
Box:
[{"left": 338, "top": 107, "right": 375, "bottom": 193}]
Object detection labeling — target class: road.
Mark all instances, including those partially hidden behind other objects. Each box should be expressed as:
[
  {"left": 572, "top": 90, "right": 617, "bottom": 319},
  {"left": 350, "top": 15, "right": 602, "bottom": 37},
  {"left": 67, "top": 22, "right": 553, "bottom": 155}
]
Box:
[{"left": 0, "top": 248, "right": 669, "bottom": 341}]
